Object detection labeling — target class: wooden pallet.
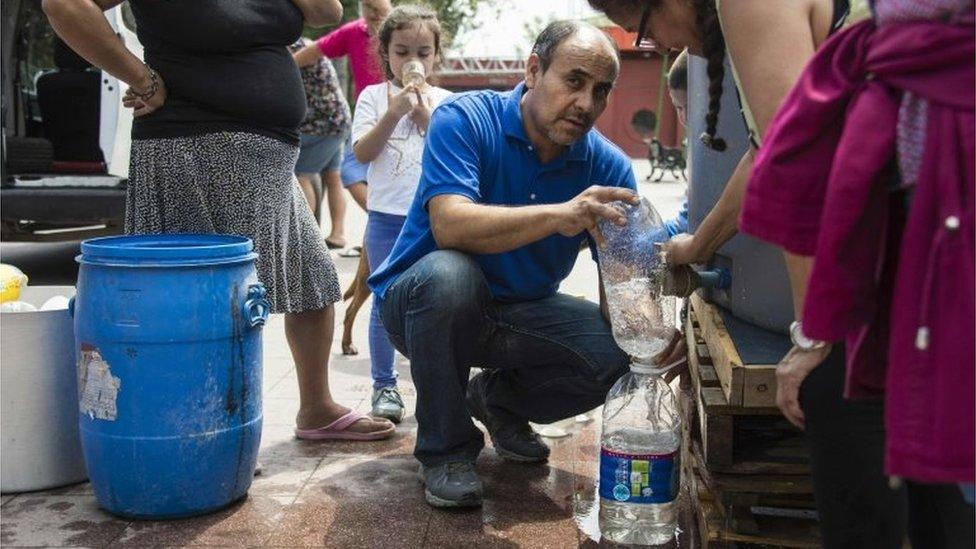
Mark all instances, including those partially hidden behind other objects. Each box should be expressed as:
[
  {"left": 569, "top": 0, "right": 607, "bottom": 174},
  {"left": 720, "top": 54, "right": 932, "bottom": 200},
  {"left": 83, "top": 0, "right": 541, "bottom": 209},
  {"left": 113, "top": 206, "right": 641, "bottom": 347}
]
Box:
[
  {"left": 690, "top": 293, "right": 779, "bottom": 408},
  {"left": 685, "top": 309, "right": 809, "bottom": 476},
  {"left": 688, "top": 457, "right": 821, "bottom": 549},
  {"left": 681, "top": 304, "right": 820, "bottom": 548}
]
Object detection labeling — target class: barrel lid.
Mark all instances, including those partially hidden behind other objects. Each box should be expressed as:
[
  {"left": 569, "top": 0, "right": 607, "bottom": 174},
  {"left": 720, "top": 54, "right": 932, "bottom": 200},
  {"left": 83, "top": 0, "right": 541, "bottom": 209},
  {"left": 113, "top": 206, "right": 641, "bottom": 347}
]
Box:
[{"left": 78, "top": 234, "right": 257, "bottom": 266}]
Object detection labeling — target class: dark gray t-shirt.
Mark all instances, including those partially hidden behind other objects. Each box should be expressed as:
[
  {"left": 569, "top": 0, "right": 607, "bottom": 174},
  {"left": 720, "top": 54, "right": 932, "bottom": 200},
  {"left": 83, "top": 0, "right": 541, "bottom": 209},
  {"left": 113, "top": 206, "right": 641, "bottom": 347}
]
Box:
[{"left": 130, "top": 0, "right": 307, "bottom": 145}]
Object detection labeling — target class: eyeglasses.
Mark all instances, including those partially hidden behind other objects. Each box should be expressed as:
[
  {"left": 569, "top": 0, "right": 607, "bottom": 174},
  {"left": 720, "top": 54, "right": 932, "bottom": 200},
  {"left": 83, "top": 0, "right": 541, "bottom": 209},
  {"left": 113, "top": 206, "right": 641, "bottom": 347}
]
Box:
[{"left": 633, "top": 1, "right": 657, "bottom": 50}]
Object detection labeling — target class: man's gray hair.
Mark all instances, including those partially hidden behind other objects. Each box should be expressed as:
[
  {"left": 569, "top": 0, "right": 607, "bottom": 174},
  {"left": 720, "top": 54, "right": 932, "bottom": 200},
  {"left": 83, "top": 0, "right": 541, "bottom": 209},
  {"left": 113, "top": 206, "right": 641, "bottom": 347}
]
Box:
[{"left": 531, "top": 20, "right": 620, "bottom": 72}]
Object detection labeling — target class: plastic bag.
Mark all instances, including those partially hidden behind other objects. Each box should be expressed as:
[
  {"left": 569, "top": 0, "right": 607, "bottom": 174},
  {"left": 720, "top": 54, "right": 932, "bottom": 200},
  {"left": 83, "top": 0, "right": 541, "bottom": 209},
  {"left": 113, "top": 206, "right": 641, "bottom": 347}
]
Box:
[{"left": 0, "top": 264, "right": 28, "bottom": 303}]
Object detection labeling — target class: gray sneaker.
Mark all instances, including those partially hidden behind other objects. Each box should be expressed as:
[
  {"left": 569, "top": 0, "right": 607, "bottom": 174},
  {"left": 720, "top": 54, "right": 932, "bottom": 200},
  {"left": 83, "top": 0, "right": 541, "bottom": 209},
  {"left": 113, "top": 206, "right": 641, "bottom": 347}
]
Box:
[
  {"left": 371, "top": 386, "right": 405, "bottom": 424},
  {"left": 466, "top": 374, "right": 550, "bottom": 463},
  {"left": 419, "top": 461, "right": 483, "bottom": 508}
]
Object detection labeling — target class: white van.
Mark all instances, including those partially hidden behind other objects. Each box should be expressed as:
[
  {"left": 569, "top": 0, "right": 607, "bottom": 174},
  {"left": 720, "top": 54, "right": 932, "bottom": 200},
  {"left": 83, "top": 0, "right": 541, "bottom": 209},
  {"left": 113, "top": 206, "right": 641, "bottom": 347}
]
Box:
[{"left": 1, "top": 1, "right": 141, "bottom": 241}]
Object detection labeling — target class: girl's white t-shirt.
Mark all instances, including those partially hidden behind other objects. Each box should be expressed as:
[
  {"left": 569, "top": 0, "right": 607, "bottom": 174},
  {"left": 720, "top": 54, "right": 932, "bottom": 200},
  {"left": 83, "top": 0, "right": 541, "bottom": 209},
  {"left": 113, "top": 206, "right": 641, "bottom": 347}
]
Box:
[{"left": 351, "top": 82, "right": 453, "bottom": 216}]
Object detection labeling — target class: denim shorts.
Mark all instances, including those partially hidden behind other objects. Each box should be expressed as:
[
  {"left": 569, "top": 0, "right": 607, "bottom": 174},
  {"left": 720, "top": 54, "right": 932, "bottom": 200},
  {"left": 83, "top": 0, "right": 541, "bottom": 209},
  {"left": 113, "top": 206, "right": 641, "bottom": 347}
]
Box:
[
  {"left": 340, "top": 134, "right": 368, "bottom": 188},
  {"left": 295, "top": 133, "right": 344, "bottom": 175}
]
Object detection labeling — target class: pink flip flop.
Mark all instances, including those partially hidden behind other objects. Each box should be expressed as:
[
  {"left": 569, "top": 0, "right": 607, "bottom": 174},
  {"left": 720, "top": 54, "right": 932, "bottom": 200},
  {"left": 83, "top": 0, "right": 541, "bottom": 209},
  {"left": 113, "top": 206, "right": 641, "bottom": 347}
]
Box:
[{"left": 294, "top": 411, "right": 395, "bottom": 441}]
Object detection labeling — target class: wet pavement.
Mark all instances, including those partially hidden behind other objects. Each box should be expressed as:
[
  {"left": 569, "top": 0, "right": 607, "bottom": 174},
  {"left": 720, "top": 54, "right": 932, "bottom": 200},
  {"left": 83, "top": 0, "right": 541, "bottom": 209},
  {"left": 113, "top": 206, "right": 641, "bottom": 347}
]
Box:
[{"left": 0, "top": 161, "right": 689, "bottom": 547}]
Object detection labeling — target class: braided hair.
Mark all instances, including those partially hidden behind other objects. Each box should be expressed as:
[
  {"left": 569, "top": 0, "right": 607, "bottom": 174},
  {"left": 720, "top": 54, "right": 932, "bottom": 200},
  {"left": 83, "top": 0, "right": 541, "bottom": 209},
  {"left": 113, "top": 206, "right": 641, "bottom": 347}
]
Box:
[
  {"left": 586, "top": 0, "right": 728, "bottom": 151},
  {"left": 691, "top": 0, "right": 727, "bottom": 151}
]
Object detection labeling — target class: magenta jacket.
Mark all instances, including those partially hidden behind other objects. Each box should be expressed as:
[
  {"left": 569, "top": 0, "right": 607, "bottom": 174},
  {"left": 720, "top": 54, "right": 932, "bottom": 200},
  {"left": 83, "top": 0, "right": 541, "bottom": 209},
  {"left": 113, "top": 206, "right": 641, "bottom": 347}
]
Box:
[{"left": 740, "top": 19, "right": 975, "bottom": 483}]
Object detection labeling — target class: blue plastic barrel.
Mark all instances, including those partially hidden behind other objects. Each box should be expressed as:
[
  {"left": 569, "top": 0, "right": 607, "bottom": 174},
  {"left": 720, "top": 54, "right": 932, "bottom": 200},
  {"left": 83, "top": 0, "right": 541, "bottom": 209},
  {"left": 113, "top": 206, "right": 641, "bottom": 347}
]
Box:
[{"left": 72, "top": 234, "right": 270, "bottom": 519}]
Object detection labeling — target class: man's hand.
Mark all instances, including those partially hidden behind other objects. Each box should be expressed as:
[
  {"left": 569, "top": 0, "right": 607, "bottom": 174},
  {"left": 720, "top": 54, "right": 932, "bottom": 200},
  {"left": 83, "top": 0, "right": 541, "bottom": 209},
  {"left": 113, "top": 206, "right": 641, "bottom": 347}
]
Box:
[
  {"left": 661, "top": 233, "right": 709, "bottom": 266},
  {"left": 776, "top": 344, "right": 831, "bottom": 430},
  {"left": 653, "top": 330, "right": 688, "bottom": 383},
  {"left": 552, "top": 186, "right": 639, "bottom": 247}
]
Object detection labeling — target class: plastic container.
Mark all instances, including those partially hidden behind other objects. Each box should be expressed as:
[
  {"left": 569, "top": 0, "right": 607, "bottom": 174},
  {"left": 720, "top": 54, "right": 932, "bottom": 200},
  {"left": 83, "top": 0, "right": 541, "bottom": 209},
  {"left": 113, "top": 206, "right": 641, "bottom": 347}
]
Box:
[
  {"left": 599, "top": 365, "right": 681, "bottom": 545},
  {"left": 597, "top": 196, "right": 677, "bottom": 364},
  {"left": 686, "top": 55, "right": 794, "bottom": 333},
  {"left": 73, "top": 234, "right": 269, "bottom": 518},
  {"left": 1, "top": 286, "right": 87, "bottom": 493}
]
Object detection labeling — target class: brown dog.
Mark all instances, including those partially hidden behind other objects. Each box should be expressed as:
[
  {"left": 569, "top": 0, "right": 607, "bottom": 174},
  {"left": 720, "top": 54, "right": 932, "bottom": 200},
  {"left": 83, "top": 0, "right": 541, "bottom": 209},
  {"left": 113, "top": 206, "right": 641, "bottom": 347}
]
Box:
[{"left": 341, "top": 247, "right": 371, "bottom": 355}]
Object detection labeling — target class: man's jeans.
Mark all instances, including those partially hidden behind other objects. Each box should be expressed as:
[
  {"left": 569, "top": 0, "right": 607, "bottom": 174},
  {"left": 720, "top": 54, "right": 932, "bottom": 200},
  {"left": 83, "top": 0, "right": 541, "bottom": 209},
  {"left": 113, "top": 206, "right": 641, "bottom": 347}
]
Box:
[{"left": 379, "top": 250, "right": 630, "bottom": 467}]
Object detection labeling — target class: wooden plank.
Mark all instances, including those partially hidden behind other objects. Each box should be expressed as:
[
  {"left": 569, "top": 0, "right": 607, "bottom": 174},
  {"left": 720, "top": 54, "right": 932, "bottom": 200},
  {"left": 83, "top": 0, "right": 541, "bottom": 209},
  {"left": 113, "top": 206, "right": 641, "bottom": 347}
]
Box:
[
  {"left": 743, "top": 364, "right": 778, "bottom": 408},
  {"left": 696, "top": 343, "right": 711, "bottom": 363},
  {"left": 691, "top": 466, "right": 820, "bottom": 548},
  {"left": 700, "top": 386, "right": 780, "bottom": 416},
  {"left": 691, "top": 293, "right": 745, "bottom": 406},
  {"left": 692, "top": 439, "right": 814, "bottom": 496},
  {"left": 698, "top": 392, "right": 734, "bottom": 470},
  {"left": 700, "top": 364, "right": 720, "bottom": 387}
]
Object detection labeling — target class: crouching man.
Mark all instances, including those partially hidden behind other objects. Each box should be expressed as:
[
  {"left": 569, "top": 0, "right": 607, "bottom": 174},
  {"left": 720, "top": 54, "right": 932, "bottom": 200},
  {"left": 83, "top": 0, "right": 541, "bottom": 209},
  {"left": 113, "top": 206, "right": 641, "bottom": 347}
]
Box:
[{"left": 368, "top": 21, "right": 636, "bottom": 508}]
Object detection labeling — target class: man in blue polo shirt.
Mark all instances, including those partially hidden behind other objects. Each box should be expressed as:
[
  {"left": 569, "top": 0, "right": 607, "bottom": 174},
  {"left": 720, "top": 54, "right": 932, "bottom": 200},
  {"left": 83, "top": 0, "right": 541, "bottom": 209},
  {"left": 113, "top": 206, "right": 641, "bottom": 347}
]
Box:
[{"left": 368, "top": 21, "right": 638, "bottom": 508}]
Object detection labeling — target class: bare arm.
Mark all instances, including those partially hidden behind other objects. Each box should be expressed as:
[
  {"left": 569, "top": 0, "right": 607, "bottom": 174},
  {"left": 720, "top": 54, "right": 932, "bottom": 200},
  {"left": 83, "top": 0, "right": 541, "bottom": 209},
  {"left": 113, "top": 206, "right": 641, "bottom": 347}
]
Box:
[
  {"left": 354, "top": 85, "right": 417, "bottom": 163},
  {"left": 41, "top": 0, "right": 152, "bottom": 92},
  {"left": 666, "top": 149, "right": 753, "bottom": 263},
  {"left": 429, "top": 195, "right": 565, "bottom": 255},
  {"left": 429, "top": 186, "right": 638, "bottom": 255},
  {"left": 290, "top": 0, "right": 342, "bottom": 27},
  {"left": 293, "top": 43, "right": 325, "bottom": 68},
  {"left": 354, "top": 111, "right": 401, "bottom": 163},
  {"left": 667, "top": 1, "right": 818, "bottom": 265}
]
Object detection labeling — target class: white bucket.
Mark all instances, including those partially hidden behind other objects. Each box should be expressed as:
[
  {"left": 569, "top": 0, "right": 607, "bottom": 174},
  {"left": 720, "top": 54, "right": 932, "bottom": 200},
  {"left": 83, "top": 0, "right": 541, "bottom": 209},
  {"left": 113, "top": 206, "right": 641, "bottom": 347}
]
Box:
[{"left": 1, "top": 286, "right": 87, "bottom": 493}]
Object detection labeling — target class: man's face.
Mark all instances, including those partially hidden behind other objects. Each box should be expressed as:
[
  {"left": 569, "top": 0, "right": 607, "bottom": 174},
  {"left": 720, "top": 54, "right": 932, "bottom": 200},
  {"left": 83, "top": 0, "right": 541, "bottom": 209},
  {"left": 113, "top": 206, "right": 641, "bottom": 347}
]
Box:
[
  {"left": 524, "top": 33, "right": 619, "bottom": 147},
  {"left": 362, "top": 0, "right": 392, "bottom": 36}
]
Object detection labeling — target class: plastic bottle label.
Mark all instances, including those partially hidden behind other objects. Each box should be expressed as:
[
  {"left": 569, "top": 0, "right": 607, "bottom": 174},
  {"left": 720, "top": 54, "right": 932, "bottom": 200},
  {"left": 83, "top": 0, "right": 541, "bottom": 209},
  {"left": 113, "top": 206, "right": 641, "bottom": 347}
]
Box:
[{"left": 599, "top": 447, "right": 679, "bottom": 504}]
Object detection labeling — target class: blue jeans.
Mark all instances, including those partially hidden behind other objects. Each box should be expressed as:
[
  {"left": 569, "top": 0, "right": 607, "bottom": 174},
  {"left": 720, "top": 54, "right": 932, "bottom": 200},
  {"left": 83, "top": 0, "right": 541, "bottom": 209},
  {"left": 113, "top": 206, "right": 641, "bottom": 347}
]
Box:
[
  {"left": 365, "top": 211, "right": 406, "bottom": 390},
  {"left": 379, "top": 250, "right": 629, "bottom": 467}
]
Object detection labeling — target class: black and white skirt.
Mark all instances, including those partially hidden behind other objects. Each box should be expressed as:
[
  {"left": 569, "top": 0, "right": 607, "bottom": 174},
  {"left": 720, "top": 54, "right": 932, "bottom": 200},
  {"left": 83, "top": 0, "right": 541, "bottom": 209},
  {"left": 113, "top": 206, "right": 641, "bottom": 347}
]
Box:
[{"left": 125, "top": 131, "right": 341, "bottom": 314}]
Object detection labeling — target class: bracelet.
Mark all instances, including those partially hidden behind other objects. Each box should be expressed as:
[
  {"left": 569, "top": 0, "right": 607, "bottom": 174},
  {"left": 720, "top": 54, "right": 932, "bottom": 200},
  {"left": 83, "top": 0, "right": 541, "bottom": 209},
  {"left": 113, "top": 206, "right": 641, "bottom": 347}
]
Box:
[{"left": 132, "top": 65, "right": 159, "bottom": 102}]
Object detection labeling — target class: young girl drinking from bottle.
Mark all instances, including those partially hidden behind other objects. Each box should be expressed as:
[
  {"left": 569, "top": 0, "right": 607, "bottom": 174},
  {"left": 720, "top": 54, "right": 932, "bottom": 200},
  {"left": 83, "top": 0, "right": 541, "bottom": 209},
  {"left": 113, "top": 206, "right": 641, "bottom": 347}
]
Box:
[{"left": 351, "top": 4, "right": 452, "bottom": 424}]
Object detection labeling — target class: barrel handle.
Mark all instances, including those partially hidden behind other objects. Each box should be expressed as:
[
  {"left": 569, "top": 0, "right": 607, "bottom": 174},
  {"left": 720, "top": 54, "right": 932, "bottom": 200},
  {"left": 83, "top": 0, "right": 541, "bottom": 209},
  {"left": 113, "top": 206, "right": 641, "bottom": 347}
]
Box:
[
  {"left": 244, "top": 283, "right": 270, "bottom": 328},
  {"left": 68, "top": 296, "right": 75, "bottom": 318}
]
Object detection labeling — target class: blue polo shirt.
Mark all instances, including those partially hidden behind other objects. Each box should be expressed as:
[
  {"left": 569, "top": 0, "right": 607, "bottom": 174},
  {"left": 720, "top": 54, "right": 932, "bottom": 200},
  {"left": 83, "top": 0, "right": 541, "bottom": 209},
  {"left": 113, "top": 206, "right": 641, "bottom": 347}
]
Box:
[{"left": 368, "top": 82, "right": 637, "bottom": 303}]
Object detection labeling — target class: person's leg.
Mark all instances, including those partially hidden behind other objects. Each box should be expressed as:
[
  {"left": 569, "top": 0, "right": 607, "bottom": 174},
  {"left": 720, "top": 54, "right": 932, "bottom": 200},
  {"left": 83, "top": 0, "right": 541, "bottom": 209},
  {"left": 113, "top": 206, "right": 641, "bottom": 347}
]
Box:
[
  {"left": 906, "top": 481, "right": 976, "bottom": 549},
  {"left": 800, "top": 346, "right": 907, "bottom": 548},
  {"left": 346, "top": 181, "right": 368, "bottom": 212},
  {"left": 319, "top": 135, "right": 346, "bottom": 247},
  {"left": 475, "top": 293, "right": 631, "bottom": 424},
  {"left": 296, "top": 173, "right": 320, "bottom": 217},
  {"left": 380, "top": 250, "right": 493, "bottom": 466},
  {"left": 364, "top": 212, "right": 407, "bottom": 422},
  {"left": 340, "top": 133, "right": 369, "bottom": 213},
  {"left": 322, "top": 169, "right": 346, "bottom": 246}
]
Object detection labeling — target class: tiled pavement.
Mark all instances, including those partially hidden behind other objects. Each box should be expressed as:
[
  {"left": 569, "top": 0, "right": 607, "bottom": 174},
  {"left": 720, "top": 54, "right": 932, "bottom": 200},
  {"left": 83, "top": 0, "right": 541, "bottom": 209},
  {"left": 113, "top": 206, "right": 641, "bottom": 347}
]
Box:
[{"left": 1, "top": 164, "right": 689, "bottom": 547}]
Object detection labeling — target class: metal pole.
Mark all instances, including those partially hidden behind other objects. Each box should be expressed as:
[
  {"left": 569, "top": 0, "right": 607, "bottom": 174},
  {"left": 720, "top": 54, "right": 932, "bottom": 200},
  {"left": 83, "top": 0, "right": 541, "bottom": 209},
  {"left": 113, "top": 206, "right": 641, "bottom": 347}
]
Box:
[{"left": 654, "top": 51, "right": 670, "bottom": 138}]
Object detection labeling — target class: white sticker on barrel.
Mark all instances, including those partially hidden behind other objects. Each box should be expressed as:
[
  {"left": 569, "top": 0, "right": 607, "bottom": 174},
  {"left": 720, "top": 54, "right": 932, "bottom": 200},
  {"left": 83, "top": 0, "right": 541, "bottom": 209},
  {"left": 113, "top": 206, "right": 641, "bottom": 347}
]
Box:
[{"left": 78, "top": 343, "right": 121, "bottom": 421}]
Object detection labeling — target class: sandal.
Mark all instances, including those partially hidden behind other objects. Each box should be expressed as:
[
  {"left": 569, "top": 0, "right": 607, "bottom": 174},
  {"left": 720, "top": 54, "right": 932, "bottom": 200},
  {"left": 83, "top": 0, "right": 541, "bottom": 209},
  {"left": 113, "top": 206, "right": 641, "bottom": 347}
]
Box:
[
  {"left": 337, "top": 246, "right": 362, "bottom": 258},
  {"left": 294, "top": 411, "right": 395, "bottom": 441}
]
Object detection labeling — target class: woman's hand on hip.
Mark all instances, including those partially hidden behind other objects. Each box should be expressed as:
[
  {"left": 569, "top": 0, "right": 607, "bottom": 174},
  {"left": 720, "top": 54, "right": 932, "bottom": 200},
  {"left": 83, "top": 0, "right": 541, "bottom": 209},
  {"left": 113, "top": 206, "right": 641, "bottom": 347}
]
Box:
[
  {"left": 776, "top": 344, "right": 831, "bottom": 430},
  {"left": 122, "top": 67, "right": 167, "bottom": 117}
]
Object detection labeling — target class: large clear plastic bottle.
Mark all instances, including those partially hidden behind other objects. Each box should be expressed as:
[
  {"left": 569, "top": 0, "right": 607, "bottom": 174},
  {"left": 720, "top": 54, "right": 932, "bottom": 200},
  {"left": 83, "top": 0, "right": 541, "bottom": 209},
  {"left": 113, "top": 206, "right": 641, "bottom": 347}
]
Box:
[
  {"left": 597, "top": 197, "right": 676, "bottom": 364},
  {"left": 596, "top": 196, "right": 681, "bottom": 545},
  {"left": 599, "top": 364, "right": 681, "bottom": 545}
]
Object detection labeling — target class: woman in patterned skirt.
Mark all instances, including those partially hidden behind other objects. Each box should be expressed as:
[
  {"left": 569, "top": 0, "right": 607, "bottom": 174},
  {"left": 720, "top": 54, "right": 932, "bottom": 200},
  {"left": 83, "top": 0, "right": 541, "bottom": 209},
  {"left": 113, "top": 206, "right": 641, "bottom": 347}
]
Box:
[{"left": 43, "top": 0, "right": 395, "bottom": 440}]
